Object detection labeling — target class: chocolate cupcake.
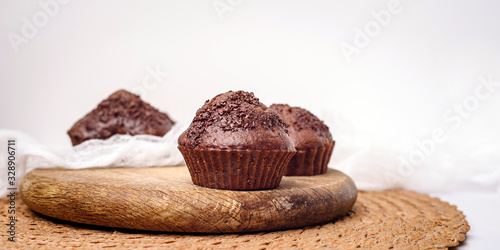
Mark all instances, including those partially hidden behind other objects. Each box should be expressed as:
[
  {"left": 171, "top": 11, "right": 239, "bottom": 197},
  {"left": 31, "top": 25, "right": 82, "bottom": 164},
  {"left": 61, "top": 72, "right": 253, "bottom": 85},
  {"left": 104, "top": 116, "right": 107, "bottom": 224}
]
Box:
[
  {"left": 269, "top": 104, "right": 334, "bottom": 176},
  {"left": 178, "top": 91, "right": 296, "bottom": 190},
  {"left": 68, "top": 89, "right": 175, "bottom": 146}
]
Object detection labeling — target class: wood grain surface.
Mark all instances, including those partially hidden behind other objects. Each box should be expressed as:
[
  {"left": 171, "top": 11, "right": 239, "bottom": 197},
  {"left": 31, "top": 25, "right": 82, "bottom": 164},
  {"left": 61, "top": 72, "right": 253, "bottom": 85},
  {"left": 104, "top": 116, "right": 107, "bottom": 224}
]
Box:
[{"left": 20, "top": 166, "right": 357, "bottom": 233}]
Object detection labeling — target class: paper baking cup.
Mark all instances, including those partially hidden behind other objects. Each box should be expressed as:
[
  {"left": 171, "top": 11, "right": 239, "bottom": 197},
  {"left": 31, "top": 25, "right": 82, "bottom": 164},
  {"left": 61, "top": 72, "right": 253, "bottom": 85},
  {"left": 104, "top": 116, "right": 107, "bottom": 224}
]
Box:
[
  {"left": 286, "top": 140, "right": 335, "bottom": 176},
  {"left": 178, "top": 146, "right": 296, "bottom": 190}
]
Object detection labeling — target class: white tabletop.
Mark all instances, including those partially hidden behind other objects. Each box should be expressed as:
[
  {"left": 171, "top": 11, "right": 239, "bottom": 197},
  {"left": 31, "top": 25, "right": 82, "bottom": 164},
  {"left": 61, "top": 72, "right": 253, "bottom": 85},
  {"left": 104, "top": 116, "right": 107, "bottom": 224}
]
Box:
[{"left": 430, "top": 191, "right": 500, "bottom": 249}]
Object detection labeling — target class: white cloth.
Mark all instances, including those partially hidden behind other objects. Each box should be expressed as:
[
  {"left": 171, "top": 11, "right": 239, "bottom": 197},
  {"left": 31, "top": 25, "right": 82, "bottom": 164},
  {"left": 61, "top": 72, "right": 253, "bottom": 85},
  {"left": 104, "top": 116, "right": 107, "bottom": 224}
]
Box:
[
  {"left": 1, "top": 118, "right": 500, "bottom": 198},
  {"left": 0, "top": 122, "right": 187, "bottom": 198}
]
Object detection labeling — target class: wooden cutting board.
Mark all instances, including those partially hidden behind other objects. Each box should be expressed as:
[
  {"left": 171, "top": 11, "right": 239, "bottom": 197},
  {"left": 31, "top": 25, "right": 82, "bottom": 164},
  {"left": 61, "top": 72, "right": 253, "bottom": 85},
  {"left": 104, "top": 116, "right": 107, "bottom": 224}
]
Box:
[{"left": 20, "top": 166, "right": 357, "bottom": 233}]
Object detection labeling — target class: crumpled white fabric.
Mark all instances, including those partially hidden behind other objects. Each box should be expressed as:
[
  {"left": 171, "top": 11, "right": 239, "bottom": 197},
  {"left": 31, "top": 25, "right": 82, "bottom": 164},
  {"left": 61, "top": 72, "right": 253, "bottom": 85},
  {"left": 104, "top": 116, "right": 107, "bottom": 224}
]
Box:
[
  {"left": 321, "top": 112, "right": 500, "bottom": 195},
  {"left": 0, "top": 122, "right": 188, "bottom": 198},
  {"left": 330, "top": 133, "right": 500, "bottom": 195},
  {"left": 1, "top": 117, "right": 500, "bottom": 198}
]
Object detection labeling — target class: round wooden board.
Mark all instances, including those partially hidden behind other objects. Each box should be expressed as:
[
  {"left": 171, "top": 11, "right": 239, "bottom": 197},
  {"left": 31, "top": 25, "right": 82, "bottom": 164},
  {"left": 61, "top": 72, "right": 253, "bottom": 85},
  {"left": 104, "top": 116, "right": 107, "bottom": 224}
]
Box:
[{"left": 20, "top": 166, "right": 357, "bottom": 233}]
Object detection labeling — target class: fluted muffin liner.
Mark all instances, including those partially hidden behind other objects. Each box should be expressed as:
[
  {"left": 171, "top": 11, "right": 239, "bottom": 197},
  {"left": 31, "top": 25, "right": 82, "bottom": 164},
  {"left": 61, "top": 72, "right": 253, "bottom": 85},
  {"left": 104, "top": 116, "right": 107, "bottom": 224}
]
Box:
[
  {"left": 285, "top": 140, "right": 335, "bottom": 176},
  {"left": 178, "top": 146, "right": 296, "bottom": 190}
]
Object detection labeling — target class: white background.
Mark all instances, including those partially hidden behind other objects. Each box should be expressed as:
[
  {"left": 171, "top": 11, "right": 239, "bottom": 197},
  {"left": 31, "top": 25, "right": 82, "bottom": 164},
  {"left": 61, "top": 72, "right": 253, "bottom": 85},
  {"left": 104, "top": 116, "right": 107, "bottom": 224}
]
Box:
[{"left": 1, "top": 0, "right": 499, "bottom": 248}]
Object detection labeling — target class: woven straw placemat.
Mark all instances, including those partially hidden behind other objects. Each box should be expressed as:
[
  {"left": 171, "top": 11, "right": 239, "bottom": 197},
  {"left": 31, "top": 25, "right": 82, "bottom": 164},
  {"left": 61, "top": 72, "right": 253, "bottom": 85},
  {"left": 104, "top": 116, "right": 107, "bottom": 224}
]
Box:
[{"left": 1, "top": 189, "right": 468, "bottom": 249}]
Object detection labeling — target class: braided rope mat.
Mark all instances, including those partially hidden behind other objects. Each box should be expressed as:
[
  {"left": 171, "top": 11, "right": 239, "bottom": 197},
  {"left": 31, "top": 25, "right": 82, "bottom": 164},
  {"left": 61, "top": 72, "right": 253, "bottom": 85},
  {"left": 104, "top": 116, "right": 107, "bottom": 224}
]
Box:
[{"left": 2, "top": 190, "right": 468, "bottom": 249}]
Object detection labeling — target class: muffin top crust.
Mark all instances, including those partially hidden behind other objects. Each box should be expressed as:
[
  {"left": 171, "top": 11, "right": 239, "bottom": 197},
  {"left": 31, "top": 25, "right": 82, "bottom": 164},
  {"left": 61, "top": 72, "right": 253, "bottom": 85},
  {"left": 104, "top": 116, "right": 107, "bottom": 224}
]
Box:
[
  {"left": 178, "top": 91, "right": 295, "bottom": 151},
  {"left": 67, "top": 89, "right": 174, "bottom": 145},
  {"left": 270, "top": 104, "right": 332, "bottom": 150}
]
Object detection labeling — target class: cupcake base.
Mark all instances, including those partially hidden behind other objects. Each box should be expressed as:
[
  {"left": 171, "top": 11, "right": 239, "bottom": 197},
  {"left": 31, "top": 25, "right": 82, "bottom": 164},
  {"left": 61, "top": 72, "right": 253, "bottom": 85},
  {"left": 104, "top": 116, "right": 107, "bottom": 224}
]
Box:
[
  {"left": 285, "top": 140, "right": 335, "bottom": 176},
  {"left": 178, "top": 146, "right": 296, "bottom": 190}
]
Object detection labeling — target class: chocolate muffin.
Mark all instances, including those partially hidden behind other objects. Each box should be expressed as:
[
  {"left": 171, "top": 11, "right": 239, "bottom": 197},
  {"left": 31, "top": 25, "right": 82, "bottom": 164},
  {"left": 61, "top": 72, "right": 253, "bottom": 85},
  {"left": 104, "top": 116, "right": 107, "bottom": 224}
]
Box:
[
  {"left": 67, "top": 90, "right": 175, "bottom": 146},
  {"left": 270, "top": 104, "right": 334, "bottom": 176},
  {"left": 178, "top": 91, "right": 296, "bottom": 190}
]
